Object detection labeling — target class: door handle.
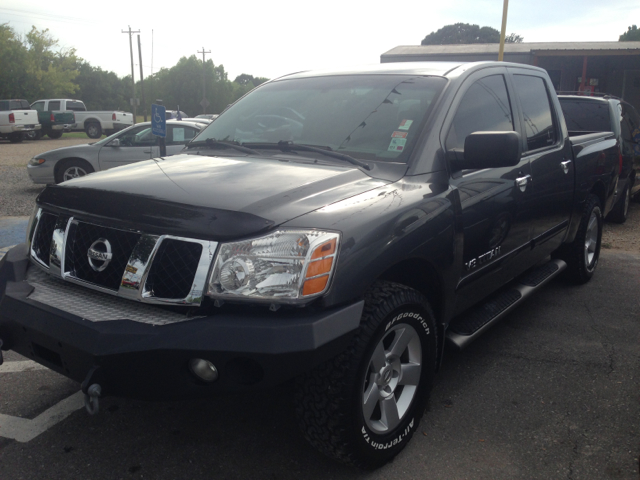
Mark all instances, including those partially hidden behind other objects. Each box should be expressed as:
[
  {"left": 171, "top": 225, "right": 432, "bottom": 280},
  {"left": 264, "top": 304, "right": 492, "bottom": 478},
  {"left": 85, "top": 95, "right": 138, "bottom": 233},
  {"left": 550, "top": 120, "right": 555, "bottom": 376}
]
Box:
[
  {"left": 560, "top": 160, "right": 572, "bottom": 174},
  {"left": 516, "top": 174, "right": 531, "bottom": 192}
]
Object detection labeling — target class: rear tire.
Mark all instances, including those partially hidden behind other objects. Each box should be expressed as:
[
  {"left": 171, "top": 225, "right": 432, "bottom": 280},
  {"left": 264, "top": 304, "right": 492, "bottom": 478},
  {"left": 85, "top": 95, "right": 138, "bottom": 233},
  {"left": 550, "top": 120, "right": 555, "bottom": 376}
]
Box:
[
  {"left": 47, "top": 130, "right": 63, "bottom": 139},
  {"left": 295, "top": 282, "right": 437, "bottom": 469},
  {"left": 25, "top": 130, "right": 42, "bottom": 140},
  {"left": 555, "top": 194, "right": 602, "bottom": 284},
  {"left": 9, "top": 132, "right": 23, "bottom": 143},
  {"left": 607, "top": 183, "right": 630, "bottom": 223},
  {"left": 85, "top": 122, "right": 102, "bottom": 139}
]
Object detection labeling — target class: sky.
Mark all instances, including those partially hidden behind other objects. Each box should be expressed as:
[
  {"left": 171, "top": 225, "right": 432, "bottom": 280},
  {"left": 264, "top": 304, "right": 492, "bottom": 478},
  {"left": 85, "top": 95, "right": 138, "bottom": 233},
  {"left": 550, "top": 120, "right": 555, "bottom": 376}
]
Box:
[{"left": 1, "top": 0, "right": 639, "bottom": 82}]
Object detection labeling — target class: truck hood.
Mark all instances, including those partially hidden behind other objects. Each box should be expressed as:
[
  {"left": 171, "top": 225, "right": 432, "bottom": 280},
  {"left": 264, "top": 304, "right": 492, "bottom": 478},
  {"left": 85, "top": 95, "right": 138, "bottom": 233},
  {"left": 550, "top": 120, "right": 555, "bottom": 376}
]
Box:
[{"left": 37, "top": 154, "right": 390, "bottom": 240}]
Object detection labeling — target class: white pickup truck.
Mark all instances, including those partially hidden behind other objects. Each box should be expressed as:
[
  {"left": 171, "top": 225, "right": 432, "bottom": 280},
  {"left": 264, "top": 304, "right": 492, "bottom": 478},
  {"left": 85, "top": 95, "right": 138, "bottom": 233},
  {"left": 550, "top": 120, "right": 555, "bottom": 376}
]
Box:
[
  {"left": 0, "top": 99, "right": 41, "bottom": 143},
  {"left": 34, "top": 99, "right": 134, "bottom": 139}
]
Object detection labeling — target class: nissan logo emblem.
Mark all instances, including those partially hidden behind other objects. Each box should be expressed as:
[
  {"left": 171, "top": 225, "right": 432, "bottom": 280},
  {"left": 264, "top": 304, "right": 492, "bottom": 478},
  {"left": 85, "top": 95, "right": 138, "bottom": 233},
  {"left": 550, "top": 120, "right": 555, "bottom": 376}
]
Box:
[{"left": 87, "top": 238, "right": 113, "bottom": 272}]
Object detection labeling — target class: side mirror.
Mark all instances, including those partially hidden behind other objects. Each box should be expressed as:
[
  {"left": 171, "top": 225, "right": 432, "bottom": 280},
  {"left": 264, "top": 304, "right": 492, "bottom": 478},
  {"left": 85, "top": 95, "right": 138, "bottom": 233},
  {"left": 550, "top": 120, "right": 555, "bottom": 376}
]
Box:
[
  {"left": 451, "top": 131, "right": 522, "bottom": 170},
  {"left": 109, "top": 139, "right": 120, "bottom": 147}
]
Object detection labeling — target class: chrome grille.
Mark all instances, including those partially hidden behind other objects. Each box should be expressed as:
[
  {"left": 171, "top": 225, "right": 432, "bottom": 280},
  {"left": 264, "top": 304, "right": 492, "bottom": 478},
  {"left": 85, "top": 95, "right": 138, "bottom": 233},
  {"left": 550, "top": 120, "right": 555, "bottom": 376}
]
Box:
[
  {"left": 65, "top": 221, "right": 140, "bottom": 291},
  {"left": 145, "top": 239, "right": 203, "bottom": 299},
  {"left": 31, "top": 212, "right": 58, "bottom": 266},
  {"left": 28, "top": 209, "right": 217, "bottom": 307}
]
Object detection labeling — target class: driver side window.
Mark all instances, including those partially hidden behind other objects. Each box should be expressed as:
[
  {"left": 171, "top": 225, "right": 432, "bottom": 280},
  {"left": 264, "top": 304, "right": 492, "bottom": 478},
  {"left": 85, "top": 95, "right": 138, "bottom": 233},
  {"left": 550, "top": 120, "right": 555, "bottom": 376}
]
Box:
[
  {"left": 445, "top": 75, "right": 514, "bottom": 152},
  {"left": 118, "top": 126, "right": 156, "bottom": 147}
]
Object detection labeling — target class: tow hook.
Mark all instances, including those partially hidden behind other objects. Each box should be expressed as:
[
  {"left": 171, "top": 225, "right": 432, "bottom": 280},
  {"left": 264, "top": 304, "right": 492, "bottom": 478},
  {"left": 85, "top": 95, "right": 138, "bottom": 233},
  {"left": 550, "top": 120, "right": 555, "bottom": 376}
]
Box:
[{"left": 84, "top": 384, "right": 102, "bottom": 415}]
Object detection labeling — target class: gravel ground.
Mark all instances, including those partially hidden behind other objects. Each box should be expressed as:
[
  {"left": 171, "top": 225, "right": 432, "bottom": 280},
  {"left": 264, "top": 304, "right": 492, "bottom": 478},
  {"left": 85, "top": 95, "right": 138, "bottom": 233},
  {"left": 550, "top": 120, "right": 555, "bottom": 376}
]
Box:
[
  {"left": 1, "top": 137, "right": 639, "bottom": 253},
  {"left": 0, "top": 137, "right": 89, "bottom": 216}
]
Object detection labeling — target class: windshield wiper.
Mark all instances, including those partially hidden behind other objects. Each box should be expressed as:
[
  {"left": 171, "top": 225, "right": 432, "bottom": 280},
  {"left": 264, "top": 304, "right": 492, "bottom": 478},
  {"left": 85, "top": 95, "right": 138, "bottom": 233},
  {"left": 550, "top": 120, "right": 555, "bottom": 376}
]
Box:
[
  {"left": 245, "top": 141, "right": 371, "bottom": 170},
  {"left": 187, "top": 138, "right": 259, "bottom": 155}
]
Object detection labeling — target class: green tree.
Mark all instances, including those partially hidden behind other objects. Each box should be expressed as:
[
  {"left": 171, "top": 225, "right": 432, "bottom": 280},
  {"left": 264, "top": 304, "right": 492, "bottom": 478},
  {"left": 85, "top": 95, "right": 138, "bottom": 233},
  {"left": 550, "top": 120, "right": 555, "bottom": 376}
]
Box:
[
  {"left": 619, "top": 25, "right": 640, "bottom": 41},
  {"left": 0, "top": 24, "right": 29, "bottom": 99},
  {"left": 421, "top": 23, "right": 523, "bottom": 45},
  {"left": 23, "top": 26, "right": 79, "bottom": 100}
]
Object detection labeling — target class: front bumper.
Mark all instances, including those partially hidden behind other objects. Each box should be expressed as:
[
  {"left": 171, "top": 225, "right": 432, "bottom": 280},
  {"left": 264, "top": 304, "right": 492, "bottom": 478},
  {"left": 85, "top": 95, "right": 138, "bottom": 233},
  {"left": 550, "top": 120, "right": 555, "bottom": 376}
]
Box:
[{"left": 0, "top": 245, "right": 363, "bottom": 400}]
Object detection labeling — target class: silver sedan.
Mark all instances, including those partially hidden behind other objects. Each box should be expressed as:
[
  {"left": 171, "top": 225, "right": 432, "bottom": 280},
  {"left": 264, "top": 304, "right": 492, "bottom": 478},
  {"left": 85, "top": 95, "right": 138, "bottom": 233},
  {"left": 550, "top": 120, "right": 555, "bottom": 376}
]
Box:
[{"left": 27, "top": 120, "right": 205, "bottom": 184}]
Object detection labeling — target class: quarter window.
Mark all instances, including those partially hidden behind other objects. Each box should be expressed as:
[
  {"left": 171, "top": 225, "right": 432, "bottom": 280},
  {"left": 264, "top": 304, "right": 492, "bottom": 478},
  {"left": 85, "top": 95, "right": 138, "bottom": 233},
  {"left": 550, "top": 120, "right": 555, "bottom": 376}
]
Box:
[
  {"left": 48, "top": 101, "right": 61, "bottom": 111},
  {"left": 513, "top": 75, "right": 558, "bottom": 151},
  {"left": 445, "top": 75, "right": 514, "bottom": 151}
]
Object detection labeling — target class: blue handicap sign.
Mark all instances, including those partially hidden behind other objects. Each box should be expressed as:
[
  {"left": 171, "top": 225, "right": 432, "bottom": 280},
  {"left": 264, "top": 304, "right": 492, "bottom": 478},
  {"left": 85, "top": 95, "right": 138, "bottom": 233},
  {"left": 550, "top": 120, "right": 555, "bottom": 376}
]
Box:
[{"left": 151, "top": 104, "right": 166, "bottom": 137}]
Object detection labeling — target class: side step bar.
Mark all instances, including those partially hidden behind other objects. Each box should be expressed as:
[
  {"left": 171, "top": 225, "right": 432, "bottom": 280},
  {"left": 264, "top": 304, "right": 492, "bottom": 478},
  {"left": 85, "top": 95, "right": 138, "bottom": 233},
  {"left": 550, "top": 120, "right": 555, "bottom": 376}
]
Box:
[{"left": 447, "top": 259, "right": 567, "bottom": 350}]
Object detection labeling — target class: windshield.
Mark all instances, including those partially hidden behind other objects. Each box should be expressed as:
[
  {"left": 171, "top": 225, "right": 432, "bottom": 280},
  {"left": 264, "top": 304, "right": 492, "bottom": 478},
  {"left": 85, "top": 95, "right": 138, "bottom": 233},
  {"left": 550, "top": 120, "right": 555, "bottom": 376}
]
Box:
[{"left": 192, "top": 75, "right": 446, "bottom": 163}]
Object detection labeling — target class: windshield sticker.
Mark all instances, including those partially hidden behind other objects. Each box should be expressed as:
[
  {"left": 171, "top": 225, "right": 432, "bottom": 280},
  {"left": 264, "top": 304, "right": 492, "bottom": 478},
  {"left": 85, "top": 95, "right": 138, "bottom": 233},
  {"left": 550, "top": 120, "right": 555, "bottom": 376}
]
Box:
[
  {"left": 398, "top": 119, "right": 413, "bottom": 130},
  {"left": 391, "top": 131, "right": 408, "bottom": 138},
  {"left": 388, "top": 138, "right": 407, "bottom": 152}
]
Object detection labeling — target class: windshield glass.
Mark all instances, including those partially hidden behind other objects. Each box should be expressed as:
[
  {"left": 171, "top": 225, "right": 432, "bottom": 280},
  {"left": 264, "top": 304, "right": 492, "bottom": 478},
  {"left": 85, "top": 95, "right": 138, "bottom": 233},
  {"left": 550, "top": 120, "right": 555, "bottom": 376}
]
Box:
[{"left": 192, "top": 75, "right": 446, "bottom": 163}]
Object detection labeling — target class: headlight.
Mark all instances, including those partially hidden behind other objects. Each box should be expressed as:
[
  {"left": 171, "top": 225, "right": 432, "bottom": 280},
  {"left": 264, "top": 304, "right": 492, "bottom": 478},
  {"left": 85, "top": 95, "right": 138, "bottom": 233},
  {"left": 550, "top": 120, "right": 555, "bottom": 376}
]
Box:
[
  {"left": 207, "top": 229, "right": 340, "bottom": 303},
  {"left": 29, "top": 157, "right": 46, "bottom": 165}
]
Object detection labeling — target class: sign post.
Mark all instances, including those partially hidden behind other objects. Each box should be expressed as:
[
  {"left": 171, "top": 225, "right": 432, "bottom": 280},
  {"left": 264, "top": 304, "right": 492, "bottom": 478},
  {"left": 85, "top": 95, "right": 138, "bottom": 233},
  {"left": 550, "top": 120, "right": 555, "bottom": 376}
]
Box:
[{"left": 151, "top": 103, "right": 167, "bottom": 157}]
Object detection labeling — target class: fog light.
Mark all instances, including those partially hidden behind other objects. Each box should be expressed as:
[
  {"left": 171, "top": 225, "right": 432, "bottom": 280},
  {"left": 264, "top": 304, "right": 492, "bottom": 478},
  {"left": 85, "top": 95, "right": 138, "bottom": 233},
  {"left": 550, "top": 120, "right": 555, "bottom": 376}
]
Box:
[{"left": 189, "top": 358, "right": 218, "bottom": 382}]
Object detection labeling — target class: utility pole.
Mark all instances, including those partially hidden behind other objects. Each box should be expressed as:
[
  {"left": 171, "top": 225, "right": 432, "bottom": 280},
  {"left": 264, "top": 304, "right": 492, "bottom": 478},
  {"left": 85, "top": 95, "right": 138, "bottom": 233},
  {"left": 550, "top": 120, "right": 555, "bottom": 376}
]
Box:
[
  {"left": 122, "top": 26, "right": 140, "bottom": 123},
  {"left": 137, "top": 34, "right": 147, "bottom": 122},
  {"left": 498, "top": 0, "right": 509, "bottom": 61},
  {"left": 197, "top": 47, "right": 211, "bottom": 114}
]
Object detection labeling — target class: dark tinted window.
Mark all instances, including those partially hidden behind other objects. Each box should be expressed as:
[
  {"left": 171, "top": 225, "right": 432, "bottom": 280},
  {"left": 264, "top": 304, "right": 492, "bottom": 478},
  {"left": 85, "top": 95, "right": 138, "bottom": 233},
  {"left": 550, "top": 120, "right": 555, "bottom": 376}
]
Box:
[
  {"left": 513, "top": 75, "right": 557, "bottom": 151},
  {"left": 621, "top": 103, "right": 640, "bottom": 156},
  {"left": 445, "top": 75, "right": 514, "bottom": 151},
  {"left": 559, "top": 99, "right": 611, "bottom": 133},
  {"left": 10, "top": 100, "right": 30, "bottom": 109},
  {"left": 48, "top": 101, "right": 61, "bottom": 111},
  {"left": 32, "top": 101, "right": 45, "bottom": 112},
  {"left": 66, "top": 101, "right": 86, "bottom": 111}
]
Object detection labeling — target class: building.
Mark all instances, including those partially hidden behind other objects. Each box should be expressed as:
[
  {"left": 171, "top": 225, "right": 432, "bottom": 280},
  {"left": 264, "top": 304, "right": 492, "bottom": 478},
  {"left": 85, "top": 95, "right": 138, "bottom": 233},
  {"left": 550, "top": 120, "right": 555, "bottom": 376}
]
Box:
[{"left": 381, "top": 42, "right": 640, "bottom": 112}]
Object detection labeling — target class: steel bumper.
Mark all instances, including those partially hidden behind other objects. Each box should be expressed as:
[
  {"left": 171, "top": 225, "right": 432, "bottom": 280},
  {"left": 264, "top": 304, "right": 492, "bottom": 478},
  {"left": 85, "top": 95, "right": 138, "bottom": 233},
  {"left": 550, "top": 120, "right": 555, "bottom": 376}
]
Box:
[{"left": 0, "top": 244, "right": 363, "bottom": 400}]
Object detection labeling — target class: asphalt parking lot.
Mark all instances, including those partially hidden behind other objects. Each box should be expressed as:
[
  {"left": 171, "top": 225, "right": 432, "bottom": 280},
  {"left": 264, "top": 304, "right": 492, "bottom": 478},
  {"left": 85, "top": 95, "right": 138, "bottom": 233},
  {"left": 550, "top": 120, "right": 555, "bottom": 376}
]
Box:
[{"left": 0, "top": 139, "right": 639, "bottom": 479}]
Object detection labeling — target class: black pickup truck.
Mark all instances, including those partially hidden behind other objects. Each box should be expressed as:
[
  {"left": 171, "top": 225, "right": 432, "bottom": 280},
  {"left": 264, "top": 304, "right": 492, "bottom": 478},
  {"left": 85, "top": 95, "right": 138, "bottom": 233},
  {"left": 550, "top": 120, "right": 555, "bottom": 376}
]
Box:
[{"left": 0, "top": 62, "right": 619, "bottom": 468}]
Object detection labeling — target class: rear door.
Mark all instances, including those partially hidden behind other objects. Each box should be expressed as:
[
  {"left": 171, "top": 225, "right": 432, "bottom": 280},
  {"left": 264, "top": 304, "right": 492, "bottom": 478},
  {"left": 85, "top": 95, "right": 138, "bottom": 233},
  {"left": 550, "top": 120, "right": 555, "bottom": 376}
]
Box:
[
  {"left": 445, "top": 68, "right": 535, "bottom": 312},
  {"left": 508, "top": 68, "right": 573, "bottom": 258}
]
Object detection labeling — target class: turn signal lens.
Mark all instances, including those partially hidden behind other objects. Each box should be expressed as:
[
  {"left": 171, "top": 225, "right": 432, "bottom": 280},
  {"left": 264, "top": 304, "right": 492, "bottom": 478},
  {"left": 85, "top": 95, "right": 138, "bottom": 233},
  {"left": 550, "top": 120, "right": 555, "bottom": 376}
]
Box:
[
  {"left": 302, "top": 275, "right": 329, "bottom": 296},
  {"left": 311, "top": 239, "right": 336, "bottom": 259},
  {"left": 306, "top": 258, "right": 333, "bottom": 278}
]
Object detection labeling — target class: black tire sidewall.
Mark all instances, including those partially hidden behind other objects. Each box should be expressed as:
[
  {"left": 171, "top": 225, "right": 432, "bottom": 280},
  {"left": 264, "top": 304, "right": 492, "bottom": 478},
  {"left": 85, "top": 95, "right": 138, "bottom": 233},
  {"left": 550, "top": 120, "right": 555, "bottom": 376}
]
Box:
[
  {"left": 55, "top": 160, "right": 94, "bottom": 184},
  {"left": 86, "top": 123, "right": 102, "bottom": 139},
  {"left": 347, "top": 298, "right": 437, "bottom": 466}
]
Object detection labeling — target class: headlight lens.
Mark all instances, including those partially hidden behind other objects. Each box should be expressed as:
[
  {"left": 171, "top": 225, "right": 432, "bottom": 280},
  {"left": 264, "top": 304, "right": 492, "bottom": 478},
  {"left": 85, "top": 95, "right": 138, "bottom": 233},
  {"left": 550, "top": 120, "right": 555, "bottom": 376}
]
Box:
[
  {"left": 29, "top": 157, "right": 46, "bottom": 165},
  {"left": 207, "top": 229, "right": 340, "bottom": 303}
]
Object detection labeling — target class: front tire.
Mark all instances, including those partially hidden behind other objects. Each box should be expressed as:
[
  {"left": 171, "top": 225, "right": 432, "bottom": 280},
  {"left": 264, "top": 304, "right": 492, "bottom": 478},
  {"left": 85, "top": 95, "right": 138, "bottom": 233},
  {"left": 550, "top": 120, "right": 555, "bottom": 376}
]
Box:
[
  {"left": 25, "top": 130, "right": 42, "bottom": 140},
  {"left": 55, "top": 159, "right": 95, "bottom": 184},
  {"left": 555, "top": 194, "right": 602, "bottom": 284},
  {"left": 85, "top": 122, "right": 102, "bottom": 139},
  {"left": 295, "top": 282, "right": 437, "bottom": 468}
]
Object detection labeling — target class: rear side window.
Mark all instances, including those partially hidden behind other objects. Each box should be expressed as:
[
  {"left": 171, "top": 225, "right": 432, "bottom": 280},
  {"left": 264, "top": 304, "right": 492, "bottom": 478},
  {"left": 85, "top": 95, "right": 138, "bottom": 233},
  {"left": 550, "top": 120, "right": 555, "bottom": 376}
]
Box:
[
  {"left": 48, "top": 101, "right": 61, "bottom": 111},
  {"left": 621, "top": 104, "right": 640, "bottom": 156},
  {"left": 559, "top": 99, "right": 611, "bottom": 133},
  {"left": 32, "top": 101, "right": 45, "bottom": 112},
  {"left": 66, "top": 101, "right": 86, "bottom": 111},
  {"left": 167, "top": 125, "right": 198, "bottom": 145},
  {"left": 445, "top": 75, "right": 514, "bottom": 151},
  {"left": 513, "top": 75, "right": 558, "bottom": 151},
  {"left": 0, "top": 101, "right": 9, "bottom": 111}
]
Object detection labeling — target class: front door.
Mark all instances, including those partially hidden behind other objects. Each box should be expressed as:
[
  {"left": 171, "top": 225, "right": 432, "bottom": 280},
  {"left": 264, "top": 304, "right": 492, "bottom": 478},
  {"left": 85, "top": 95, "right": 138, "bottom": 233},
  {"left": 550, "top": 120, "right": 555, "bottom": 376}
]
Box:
[
  {"left": 444, "top": 71, "right": 535, "bottom": 313},
  {"left": 98, "top": 125, "right": 155, "bottom": 170}
]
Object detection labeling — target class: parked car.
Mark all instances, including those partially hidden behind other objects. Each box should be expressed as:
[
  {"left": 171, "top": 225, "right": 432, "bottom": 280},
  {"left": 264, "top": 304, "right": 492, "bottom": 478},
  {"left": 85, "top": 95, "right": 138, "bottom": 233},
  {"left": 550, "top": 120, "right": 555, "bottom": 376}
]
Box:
[
  {"left": 165, "top": 110, "right": 189, "bottom": 120},
  {"left": 195, "top": 113, "right": 219, "bottom": 120},
  {"left": 0, "top": 99, "right": 40, "bottom": 143},
  {"left": 559, "top": 94, "right": 640, "bottom": 223},
  {"left": 27, "top": 120, "right": 204, "bottom": 184},
  {"left": 33, "top": 99, "right": 133, "bottom": 139},
  {"left": 180, "top": 117, "right": 212, "bottom": 125},
  {"left": 1, "top": 62, "right": 619, "bottom": 469},
  {"left": 26, "top": 99, "right": 76, "bottom": 140}
]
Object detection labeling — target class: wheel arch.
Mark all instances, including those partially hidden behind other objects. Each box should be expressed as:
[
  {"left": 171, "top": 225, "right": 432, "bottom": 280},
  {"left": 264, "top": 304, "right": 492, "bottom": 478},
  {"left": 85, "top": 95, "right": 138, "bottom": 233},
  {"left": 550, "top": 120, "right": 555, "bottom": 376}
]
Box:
[
  {"left": 54, "top": 157, "right": 95, "bottom": 181},
  {"left": 376, "top": 257, "right": 446, "bottom": 368}
]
